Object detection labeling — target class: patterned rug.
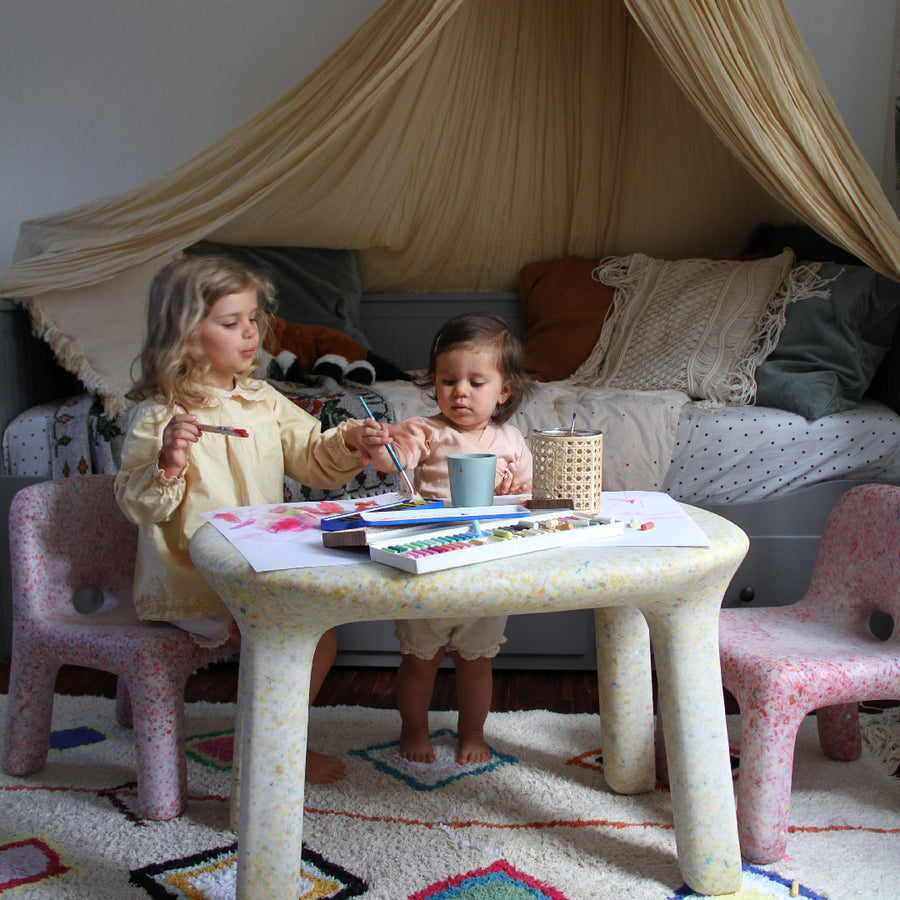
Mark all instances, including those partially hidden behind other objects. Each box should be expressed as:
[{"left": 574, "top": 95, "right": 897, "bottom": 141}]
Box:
[{"left": 2, "top": 695, "right": 899, "bottom": 899}]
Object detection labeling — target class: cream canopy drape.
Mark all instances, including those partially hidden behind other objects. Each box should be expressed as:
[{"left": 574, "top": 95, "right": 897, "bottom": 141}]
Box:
[{"left": 1, "top": 0, "right": 898, "bottom": 414}]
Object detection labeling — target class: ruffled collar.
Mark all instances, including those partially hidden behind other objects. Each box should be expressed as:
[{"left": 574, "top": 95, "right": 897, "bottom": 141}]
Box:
[{"left": 197, "top": 377, "right": 270, "bottom": 407}]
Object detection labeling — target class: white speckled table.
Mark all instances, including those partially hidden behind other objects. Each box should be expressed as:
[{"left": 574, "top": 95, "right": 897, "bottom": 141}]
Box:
[{"left": 190, "top": 505, "right": 748, "bottom": 897}]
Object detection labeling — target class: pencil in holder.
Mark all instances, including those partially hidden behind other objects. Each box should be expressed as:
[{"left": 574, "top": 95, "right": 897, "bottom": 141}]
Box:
[{"left": 531, "top": 429, "right": 603, "bottom": 514}]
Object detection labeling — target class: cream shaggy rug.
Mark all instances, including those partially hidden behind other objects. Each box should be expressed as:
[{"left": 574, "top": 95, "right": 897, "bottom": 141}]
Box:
[{"left": 2, "top": 695, "right": 899, "bottom": 899}]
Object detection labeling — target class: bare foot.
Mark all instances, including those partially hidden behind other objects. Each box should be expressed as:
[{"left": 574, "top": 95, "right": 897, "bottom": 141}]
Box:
[
  {"left": 400, "top": 727, "right": 436, "bottom": 763},
  {"left": 306, "top": 750, "right": 344, "bottom": 783},
  {"left": 457, "top": 731, "right": 491, "bottom": 765}
]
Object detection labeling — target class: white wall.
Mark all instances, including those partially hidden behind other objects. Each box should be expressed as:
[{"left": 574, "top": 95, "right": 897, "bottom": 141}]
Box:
[
  {"left": 0, "top": 0, "right": 383, "bottom": 267},
  {"left": 1, "top": 0, "right": 897, "bottom": 269},
  {"left": 786, "top": 0, "right": 898, "bottom": 204}
]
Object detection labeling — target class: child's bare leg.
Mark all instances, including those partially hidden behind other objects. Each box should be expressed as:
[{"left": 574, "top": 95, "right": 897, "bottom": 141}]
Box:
[
  {"left": 451, "top": 651, "right": 493, "bottom": 764},
  {"left": 397, "top": 650, "right": 444, "bottom": 762},
  {"left": 306, "top": 628, "right": 344, "bottom": 784}
]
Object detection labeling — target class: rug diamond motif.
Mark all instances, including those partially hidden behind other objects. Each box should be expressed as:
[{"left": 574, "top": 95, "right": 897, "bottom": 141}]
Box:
[
  {"left": 349, "top": 727, "right": 517, "bottom": 790},
  {"left": 669, "top": 863, "right": 828, "bottom": 899},
  {"left": 129, "top": 842, "right": 366, "bottom": 899},
  {"left": 410, "top": 859, "right": 570, "bottom": 899},
  {"left": 49, "top": 720, "right": 115, "bottom": 754},
  {"left": 0, "top": 835, "right": 71, "bottom": 893},
  {"left": 185, "top": 729, "right": 234, "bottom": 770}
]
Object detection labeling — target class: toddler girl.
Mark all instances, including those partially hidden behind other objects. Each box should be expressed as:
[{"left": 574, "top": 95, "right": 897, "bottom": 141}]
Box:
[
  {"left": 115, "top": 254, "right": 378, "bottom": 783},
  {"left": 363, "top": 313, "right": 532, "bottom": 765}
]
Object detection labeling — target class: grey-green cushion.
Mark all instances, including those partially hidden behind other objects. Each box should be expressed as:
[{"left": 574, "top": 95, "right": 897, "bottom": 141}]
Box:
[
  {"left": 755, "top": 263, "right": 900, "bottom": 420},
  {"left": 186, "top": 244, "right": 369, "bottom": 349}
]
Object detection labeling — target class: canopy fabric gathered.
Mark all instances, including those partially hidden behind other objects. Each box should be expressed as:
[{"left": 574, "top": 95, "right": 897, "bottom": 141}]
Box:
[{"left": 1, "top": 0, "right": 898, "bottom": 415}]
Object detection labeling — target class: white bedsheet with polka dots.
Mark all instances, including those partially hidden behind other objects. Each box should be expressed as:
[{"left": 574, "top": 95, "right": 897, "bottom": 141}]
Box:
[
  {"left": 660, "top": 399, "right": 900, "bottom": 505},
  {"left": 367, "top": 381, "right": 900, "bottom": 504}
]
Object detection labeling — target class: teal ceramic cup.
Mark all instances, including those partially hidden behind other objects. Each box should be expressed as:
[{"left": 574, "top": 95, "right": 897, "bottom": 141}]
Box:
[{"left": 447, "top": 453, "right": 497, "bottom": 507}]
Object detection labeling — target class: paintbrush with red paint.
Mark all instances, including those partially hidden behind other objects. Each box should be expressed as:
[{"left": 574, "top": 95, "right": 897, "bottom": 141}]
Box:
[{"left": 197, "top": 424, "right": 250, "bottom": 438}]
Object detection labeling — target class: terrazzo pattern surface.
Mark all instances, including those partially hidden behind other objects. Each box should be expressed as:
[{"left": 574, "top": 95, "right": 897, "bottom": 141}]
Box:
[
  {"left": 2, "top": 475, "right": 240, "bottom": 820},
  {"left": 191, "top": 503, "right": 749, "bottom": 898},
  {"left": 718, "top": 483, "right": 900, "bottom": 863}
]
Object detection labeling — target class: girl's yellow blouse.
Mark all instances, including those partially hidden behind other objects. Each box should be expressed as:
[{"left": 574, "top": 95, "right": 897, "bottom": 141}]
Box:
[{"left": 115, "top": 379, "right": 364, "bottom": 623}]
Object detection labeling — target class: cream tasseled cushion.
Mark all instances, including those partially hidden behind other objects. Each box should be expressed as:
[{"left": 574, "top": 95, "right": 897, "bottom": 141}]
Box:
[{"left": 571, "top": 250, "right": 797, "bottom": 405}]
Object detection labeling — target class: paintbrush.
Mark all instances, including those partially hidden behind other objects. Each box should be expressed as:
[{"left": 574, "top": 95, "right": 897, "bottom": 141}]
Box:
[
  {"left": 358, "top": 395, "right": 422, "bottom": 500},
  {"left": 197, "top": 423, "right": 250, "bottom": 438}
]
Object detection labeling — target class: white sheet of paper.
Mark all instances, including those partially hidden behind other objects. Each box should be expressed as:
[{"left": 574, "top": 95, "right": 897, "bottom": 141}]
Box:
[
  {"left": 200, "top": 492, "right": 407, "bottom": 572},
  {"left": 595, "top": 491, "right": 711, "bottom": 547}
]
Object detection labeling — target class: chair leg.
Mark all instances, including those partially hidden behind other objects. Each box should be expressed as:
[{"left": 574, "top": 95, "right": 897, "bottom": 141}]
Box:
[
  {"left": 734, "top": 705, "right": 806, "bottom": 864},
  {"left": 125, "top": 670, "right": 189, "bottom": 821},
  {"left": 2, "top": 650, "right": 59, "bottom": 776},
  {"left": 816, "top": 703, "right": 862, "bottom": 761},
  {"left": 115, "top": 679, "right": 133, "bottom": 727}
]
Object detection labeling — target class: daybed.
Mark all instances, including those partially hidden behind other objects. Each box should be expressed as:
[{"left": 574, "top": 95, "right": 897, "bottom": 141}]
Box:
[{"left": 3, "top": 247, "right": 899, "bottom": 668}]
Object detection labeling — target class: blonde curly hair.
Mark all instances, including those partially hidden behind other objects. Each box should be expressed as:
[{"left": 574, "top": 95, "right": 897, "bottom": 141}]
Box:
[{"left": 127, "top": 254, "right": 275, "bottom": 409}]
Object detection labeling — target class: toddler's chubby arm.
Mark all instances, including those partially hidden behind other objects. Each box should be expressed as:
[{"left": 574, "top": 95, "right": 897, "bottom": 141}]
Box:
[
  {"left": 496, "top": 471, "right": 533, "bottom": 496},
  {"left": 495, "top": 429, "right": 533, "bottom": 496}
]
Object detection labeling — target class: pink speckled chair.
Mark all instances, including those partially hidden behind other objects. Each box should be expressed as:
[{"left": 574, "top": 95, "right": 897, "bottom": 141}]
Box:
[
  {"left": 2, "top": 475, "right": 240, "bottom": 820},
  {"left": 717, "top": 482, "right": 900, "bottom": 863}
]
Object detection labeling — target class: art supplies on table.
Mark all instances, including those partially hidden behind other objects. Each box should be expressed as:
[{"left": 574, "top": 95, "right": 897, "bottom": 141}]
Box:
[
  {"left": 319, "top": 497, "right": 443, "bottom": 531},
  {"left": 368, "top": 512, "right": 625, "bottom": 574},
  {"left": 200, "top": 493, "right": 416, "bottom": 572},
  {"left": 201, "top": 491, "right": 710, "bottom": 573},
  {"left": 322, "top": 521, "right": 434, "bottom": 550},
  {"left": 358, "top": 504, "right": 530, "bottom": 527},
  {"left": 321, "top": 499, "right": 558, "bottom": 549},
  {"left": 531, "top": 427, "right": 603, "bottom": 513}
]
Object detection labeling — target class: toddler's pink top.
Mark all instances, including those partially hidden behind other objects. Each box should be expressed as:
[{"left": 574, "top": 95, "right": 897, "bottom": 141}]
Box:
[{"left": 392, "top": 414, "right": 532, "bottom": 499}]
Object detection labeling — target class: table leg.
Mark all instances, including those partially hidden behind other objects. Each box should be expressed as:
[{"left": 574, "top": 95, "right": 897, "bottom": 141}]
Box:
[
  {"left": 232, "top": 630, "right": 317, "bottom": 899},
  {"left": 229, "top": 659, "right": 245, "bottom": 831},
  {"left": 594, "top": 606, "right": 656, "bottom": 794},
  {"left": 644, "top": 602, "right": 741, "bottom": 895}
]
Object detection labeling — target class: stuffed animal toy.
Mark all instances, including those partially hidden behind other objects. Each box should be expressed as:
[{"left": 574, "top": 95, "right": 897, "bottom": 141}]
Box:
[{"left": 260, "top": 316, "right": 410, "bottom": 384}]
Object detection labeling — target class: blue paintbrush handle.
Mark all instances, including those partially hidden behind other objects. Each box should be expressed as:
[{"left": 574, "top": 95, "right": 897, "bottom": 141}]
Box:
[{"left": 358, "top": 395, "right": 413, "bottom": 489}]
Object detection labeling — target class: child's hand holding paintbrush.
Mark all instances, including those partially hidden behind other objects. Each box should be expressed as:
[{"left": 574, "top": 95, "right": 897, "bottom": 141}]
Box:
[
  {"left": 156, "top": 414, "right": 250, "bottom": 478},
  {"left": 358, "top": 396, "right": 423, "bottom": 501}
]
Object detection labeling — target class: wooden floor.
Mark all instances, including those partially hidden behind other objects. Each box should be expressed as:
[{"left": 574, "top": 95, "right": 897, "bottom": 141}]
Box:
[
  {"left": 6, "top": 661, "right": 894, "bottom": 720},
  {"left": 0, "top": 659, "right": 606, "bottom": 715}
]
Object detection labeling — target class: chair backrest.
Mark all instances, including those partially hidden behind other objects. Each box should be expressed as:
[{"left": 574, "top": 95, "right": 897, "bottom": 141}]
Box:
[
  {"left": 803, "top": 483, "right": 900, "bottom": 633},
  {"left": 8, "top": 475, "right": 138, "bottom": 623}
]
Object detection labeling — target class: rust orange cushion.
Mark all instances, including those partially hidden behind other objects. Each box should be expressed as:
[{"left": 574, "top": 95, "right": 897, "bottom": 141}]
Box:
[{"left": 519, "top": 257, "right": 615, "bottom": 382}]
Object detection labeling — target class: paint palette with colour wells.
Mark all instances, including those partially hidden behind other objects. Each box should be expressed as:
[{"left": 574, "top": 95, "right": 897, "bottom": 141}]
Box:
[{"left": 368, "top": 512, "right": 625, "bottom": 574}]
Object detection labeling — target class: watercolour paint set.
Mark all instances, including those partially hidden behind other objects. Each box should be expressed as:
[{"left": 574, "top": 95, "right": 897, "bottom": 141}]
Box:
[{"left": 367, "top": 512, "right": 625, "bottom": 574}]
